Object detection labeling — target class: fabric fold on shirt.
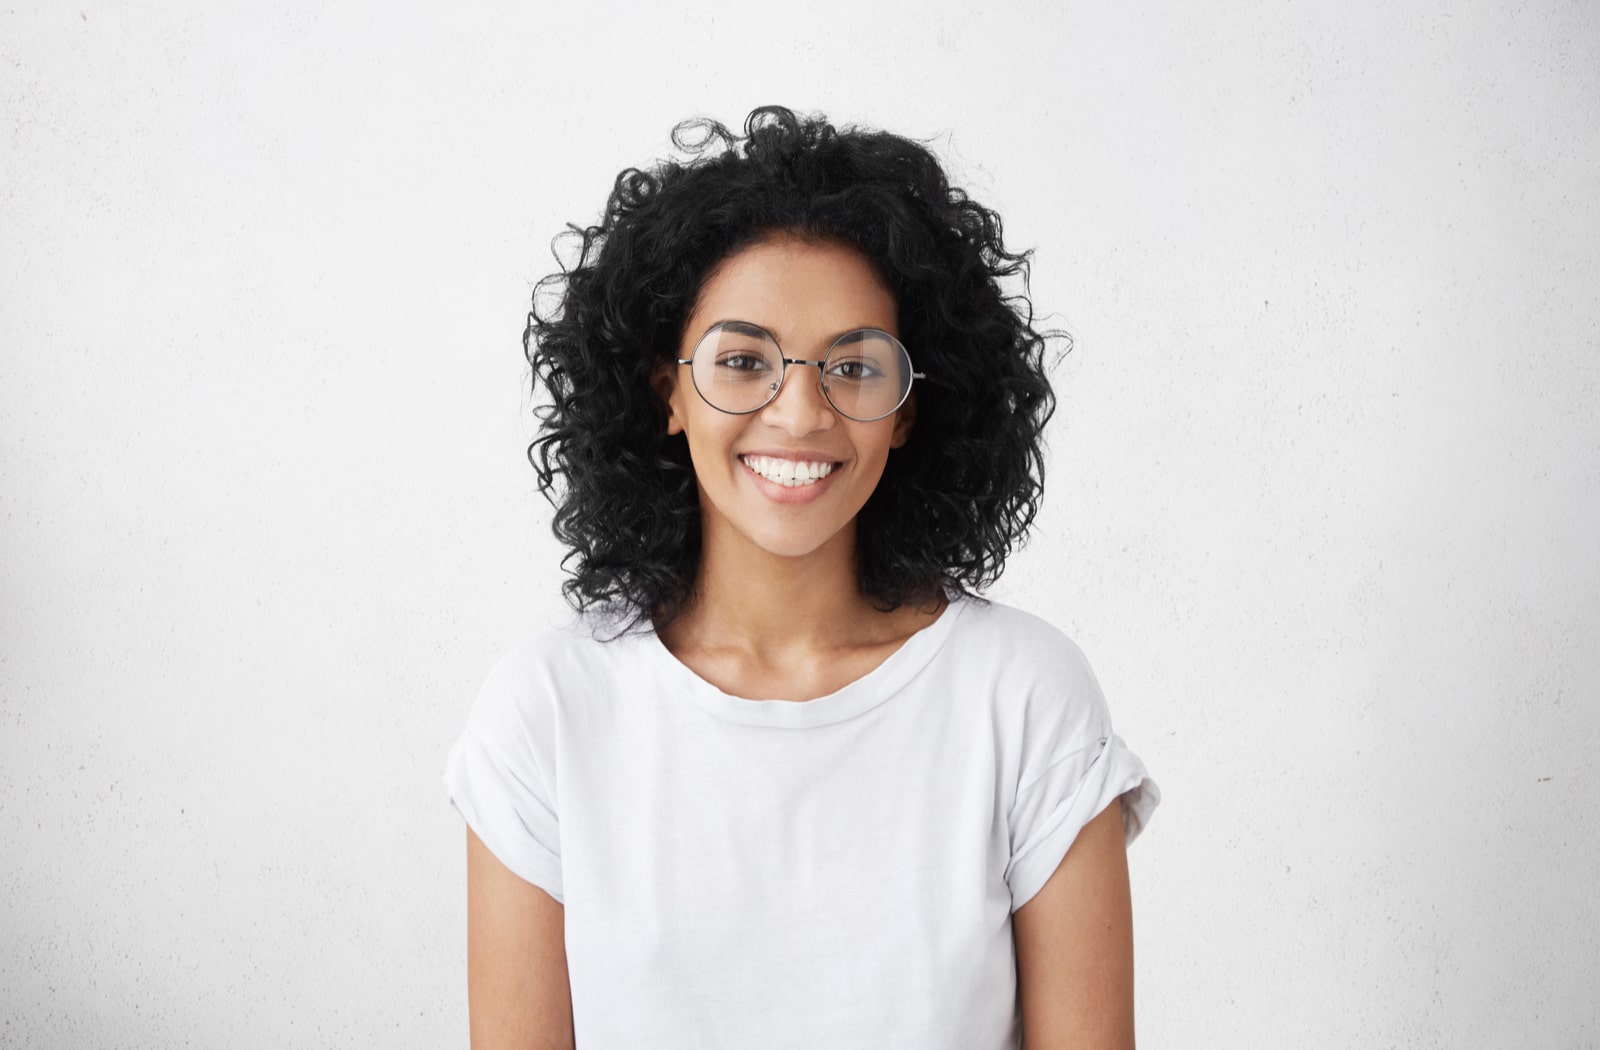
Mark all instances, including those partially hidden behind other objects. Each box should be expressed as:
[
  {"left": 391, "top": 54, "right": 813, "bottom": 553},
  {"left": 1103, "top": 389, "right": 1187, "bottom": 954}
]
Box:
[
  {"left": 446, "top": 726, "right": 564, "bottom": 902},
  {"left": 1004, "top": 731, "right": 1158, "bottom": 911}
]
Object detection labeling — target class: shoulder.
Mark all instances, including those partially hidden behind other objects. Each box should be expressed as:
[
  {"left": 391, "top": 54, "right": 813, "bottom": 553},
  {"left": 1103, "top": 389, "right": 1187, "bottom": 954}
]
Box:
[
  {"left": 947, "top": 599, "right": 1101, "bottom": 695},
  {"left": 468, "top": 610, "right": 647, "bottom": 738},
  {"left": 482, "top": 616, "right": 612, "bottom": 686},
  {"left": 945, "top": 599, "right": 1113, "bottom": 758}
]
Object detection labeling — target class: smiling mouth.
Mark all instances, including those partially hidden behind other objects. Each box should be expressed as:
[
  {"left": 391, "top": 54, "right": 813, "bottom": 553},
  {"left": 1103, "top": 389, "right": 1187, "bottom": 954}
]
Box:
[{"left": 739, "top": 455, "right": 839, "bottom": 487}]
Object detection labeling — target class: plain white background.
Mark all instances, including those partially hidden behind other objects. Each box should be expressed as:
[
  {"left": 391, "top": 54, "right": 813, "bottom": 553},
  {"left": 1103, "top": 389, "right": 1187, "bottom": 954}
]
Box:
[{"left": 3, "top": 1, "right": 1597, "bottom": 1046}]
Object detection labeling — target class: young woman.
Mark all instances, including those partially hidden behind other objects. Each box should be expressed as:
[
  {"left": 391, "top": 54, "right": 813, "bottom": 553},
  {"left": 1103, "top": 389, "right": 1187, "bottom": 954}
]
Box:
[{"left": 445, "top": 106, "right": 1159, "bottom": 1050}]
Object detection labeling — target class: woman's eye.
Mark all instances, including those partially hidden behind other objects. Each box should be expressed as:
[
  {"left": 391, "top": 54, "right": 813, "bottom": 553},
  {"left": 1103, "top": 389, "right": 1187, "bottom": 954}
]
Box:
[
  {"left": 827, "top": 358, "right": 879, "bottom": 380},
  {"left": 717, "top": 351, "right": 770, "bottom": 371}
]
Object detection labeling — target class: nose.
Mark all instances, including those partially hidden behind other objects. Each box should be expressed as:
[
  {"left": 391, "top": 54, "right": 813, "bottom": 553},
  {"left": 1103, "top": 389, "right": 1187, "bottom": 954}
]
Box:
[{"left": 759, "top": 361, "right": 836, "bottom": 436}]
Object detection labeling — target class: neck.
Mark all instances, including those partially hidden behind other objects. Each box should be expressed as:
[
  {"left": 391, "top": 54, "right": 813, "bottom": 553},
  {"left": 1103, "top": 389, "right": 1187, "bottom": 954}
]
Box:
[{"left": 674, "top": 517, "right": 879, "bottom": 657}]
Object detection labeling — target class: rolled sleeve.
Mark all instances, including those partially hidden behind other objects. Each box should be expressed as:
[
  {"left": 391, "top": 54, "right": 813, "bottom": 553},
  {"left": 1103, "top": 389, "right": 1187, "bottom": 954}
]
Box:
[
  {"left": 445, "top": 725, "right": 564, "bottom": 903},
  {"left": 1005, "top": 732, "right": 1158, "bottom": 912}
]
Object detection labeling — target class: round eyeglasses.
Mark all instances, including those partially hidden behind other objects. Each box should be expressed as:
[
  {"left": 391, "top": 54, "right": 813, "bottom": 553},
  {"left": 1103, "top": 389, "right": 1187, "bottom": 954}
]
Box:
[{"left": 676, "top": 321, "right": 924, "bottom": 422}]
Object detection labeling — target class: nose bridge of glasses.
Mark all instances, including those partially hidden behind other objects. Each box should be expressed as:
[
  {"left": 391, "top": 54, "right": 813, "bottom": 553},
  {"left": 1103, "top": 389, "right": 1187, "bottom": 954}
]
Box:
[
  {"left": 765, "top": 355, "right": 833, "bottom": 415},
  {"left": 783, "top": 355, "right": 829, "bottom": 375}
]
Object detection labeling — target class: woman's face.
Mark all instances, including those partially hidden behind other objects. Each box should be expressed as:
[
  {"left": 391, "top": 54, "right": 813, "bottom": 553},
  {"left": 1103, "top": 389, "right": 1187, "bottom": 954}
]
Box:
[{"left": 657, "top": 236, "right": 914, "bottom": 563}]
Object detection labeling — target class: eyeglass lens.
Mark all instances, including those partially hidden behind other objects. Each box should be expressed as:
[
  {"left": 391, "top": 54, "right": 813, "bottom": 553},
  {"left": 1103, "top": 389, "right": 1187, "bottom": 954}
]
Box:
[{"left": 689, "top": 324, "right": 912, "bottom": 421}]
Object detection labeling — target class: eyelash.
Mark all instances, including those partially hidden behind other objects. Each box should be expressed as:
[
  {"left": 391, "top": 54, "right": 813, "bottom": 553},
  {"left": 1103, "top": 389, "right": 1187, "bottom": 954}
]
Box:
[
  {"left": 829, "top": 359, "right": 878, "bottom": 380},
  {"left": 716, "top": 352, "right": 771, "bottom": 371}
]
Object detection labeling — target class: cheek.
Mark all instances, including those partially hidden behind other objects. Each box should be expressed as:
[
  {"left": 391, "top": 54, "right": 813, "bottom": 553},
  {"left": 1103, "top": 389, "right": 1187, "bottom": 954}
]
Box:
[
  {"left": 682, "top": 415, "right": 741, "bottom": 473},
  {"left": 856, "top": 423, "right": 901, "bottom": 466}
]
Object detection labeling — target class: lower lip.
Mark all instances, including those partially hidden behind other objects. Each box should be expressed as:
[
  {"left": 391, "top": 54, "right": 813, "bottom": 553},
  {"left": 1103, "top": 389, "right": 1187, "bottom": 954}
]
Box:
[{"left": 739, "top": 458, "right": 842, "bottom": 504}]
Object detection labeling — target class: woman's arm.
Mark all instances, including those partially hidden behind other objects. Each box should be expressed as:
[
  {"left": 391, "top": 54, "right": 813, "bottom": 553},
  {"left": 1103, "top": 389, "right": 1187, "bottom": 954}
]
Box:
[
  {"left": 466, "top": 827, "right": 576, "bottom": 1050},
  {"left": 1011, "top": 799, "right": 1136, "bottom": 1050}
]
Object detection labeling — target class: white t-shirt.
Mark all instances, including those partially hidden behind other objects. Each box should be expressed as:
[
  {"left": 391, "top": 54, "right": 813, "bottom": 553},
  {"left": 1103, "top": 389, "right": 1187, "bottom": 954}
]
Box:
[{"left": 445, "top": 598, "right": 1158, "bottom": 1049}]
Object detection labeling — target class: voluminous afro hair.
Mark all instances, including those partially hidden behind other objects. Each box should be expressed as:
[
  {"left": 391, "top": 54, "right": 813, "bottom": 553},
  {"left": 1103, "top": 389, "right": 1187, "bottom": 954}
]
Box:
[{"left": 526, "top": 105, "right": 1060, "bottom": 631}]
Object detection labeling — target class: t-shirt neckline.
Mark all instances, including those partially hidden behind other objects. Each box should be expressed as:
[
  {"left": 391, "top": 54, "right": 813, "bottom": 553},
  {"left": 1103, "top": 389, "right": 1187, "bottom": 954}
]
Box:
[{"left": 645, "top": 598, "right": 968, "bottom": 729}]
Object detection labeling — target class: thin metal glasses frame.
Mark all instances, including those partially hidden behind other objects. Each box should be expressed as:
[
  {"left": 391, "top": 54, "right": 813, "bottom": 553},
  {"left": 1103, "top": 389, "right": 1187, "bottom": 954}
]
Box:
[{"left": 675, "top": 322, "right": 926, "bottom": 423}]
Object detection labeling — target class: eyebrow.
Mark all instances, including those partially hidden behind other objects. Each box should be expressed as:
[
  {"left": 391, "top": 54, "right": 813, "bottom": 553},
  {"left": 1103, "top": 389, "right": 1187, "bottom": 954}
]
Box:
[
  {"left": 710, "top": 320, "right": 771, "bottom": 339},
  {"left": 700, "top": 319, "right": 894, "bottom": 346}
]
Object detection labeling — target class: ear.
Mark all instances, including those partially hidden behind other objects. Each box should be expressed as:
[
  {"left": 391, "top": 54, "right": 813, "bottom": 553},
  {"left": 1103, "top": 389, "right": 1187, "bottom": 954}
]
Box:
[
  {"left": 889, "top": 392, "right": 915, "bottom": 449},
  {"left": 652, "top": 360, "right": 686, "bottom": 436}
]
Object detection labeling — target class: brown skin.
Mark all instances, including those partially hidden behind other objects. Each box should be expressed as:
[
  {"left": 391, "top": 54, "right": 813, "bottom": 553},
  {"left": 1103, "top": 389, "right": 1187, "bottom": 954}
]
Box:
[
  {"left": 466, "top": 829, "right": 574, "bottom": 1050},
  {"left": 1012, "top": 799, "right": 1137, "bottom": 1049},
  {"left": 464, "top": 234, "right": 1137, "bottom": 1046}
]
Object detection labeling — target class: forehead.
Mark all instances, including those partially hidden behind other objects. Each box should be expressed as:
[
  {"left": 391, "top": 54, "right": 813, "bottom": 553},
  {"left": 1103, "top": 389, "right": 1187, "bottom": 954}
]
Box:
[{"left": 684, "top": 237, "right": 898, "bottom": 346}]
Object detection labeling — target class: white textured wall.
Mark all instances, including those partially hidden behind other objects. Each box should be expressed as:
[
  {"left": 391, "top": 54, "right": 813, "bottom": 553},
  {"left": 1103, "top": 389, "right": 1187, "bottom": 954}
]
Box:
[{"left": 3, "top": 1, "right": 1597, "bottom": 1046}]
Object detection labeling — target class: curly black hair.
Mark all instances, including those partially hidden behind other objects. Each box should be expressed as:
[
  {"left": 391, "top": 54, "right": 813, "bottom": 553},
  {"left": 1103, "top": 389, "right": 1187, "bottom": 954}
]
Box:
[{"left": 526, "top": 106, "right": 1060, "bottom": 632}]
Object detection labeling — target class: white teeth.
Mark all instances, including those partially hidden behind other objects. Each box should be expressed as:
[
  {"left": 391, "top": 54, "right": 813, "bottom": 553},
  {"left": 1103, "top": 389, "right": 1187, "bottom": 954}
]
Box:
[{"left": 741, "top": 455, "right": 837, "bottom": 486}]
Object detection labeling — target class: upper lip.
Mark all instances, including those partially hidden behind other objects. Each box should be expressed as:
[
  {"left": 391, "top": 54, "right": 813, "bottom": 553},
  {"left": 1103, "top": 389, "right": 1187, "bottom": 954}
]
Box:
[{"left": 738, "top": 449, "right": 843, "bottom": 463}]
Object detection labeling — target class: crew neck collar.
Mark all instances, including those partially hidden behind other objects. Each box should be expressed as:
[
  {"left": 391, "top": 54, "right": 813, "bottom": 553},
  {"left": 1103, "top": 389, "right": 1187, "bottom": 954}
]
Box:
[{"left": 645, "top": 599, "right": 967, "bottom": 729}]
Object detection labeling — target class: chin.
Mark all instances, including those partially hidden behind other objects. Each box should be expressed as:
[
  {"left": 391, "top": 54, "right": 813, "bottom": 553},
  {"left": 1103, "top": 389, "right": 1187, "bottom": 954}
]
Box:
[
  {"left": 734, "top": 518, "right": 854, "bottom": 562},
  {"left": 748, "top": 532, "right": 840, "bottom": 561}
]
